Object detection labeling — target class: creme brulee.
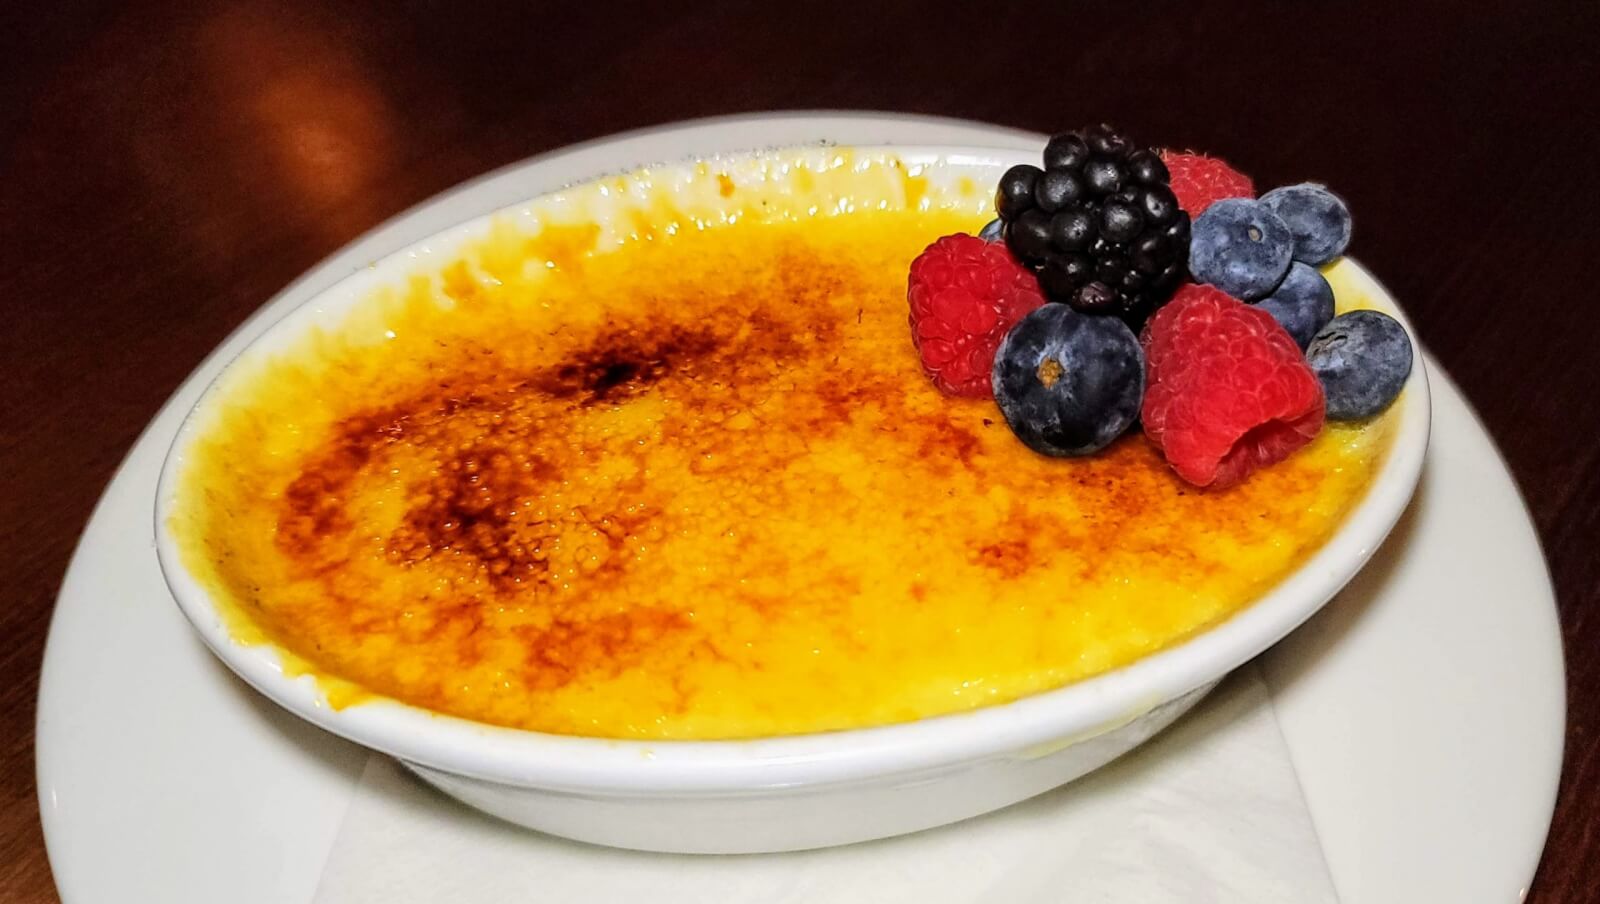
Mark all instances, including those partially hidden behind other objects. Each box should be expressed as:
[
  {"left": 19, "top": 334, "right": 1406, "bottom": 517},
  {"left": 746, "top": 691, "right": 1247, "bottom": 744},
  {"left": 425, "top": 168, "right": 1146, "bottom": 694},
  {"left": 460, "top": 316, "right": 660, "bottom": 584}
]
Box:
[{"left": 169, "top": 153, "right": 1397, "bottom": 739}]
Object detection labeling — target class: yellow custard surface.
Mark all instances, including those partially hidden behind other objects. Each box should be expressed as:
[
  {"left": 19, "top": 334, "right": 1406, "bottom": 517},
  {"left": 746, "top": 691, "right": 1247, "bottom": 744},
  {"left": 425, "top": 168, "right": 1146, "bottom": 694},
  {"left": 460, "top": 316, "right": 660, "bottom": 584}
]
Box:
[{"left": 170, "top": 153, "right": 1398, "bottom": 739}]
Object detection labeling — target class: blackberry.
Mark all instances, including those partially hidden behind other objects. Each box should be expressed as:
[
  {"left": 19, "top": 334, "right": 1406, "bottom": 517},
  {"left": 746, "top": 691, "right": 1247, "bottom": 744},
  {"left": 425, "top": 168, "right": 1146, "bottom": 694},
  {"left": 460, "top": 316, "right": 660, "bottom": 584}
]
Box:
[{"left": 997, "top": 124, "right": 1189, "bottom": 327}]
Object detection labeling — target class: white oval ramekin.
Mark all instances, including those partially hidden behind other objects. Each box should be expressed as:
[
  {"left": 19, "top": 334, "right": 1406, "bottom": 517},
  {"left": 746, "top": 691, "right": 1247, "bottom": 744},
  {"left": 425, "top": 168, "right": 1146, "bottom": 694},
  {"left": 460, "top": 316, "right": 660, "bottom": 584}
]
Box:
[{"left": 155, "top": 145, "right": 1430, "bottom": 854}]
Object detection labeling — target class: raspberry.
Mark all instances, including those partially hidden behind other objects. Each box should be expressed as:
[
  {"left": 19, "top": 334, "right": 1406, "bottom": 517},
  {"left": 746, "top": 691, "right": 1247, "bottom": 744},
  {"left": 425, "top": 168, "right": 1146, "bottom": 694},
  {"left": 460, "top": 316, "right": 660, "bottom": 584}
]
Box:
[
  {"left": 1140, "top": 284, "right": 1324, "bottom": 488},
  {"left": 1161, "top": 151, "right": 1255, "bottom": 216},
  {"left": 908, "top": 233, "right": 1047, "bottom": 398}
]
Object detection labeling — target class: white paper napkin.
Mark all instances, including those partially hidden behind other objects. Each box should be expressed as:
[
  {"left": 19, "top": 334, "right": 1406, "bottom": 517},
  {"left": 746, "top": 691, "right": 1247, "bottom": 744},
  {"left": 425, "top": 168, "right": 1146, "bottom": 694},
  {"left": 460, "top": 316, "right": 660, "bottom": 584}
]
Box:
[{"left": 313, "top": 665, "right": 1338, "bottom": 903}]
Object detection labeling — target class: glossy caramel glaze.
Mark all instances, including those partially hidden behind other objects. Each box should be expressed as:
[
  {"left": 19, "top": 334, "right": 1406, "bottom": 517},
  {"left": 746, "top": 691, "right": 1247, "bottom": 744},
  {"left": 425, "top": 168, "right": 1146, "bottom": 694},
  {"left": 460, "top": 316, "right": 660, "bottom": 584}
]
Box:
[{"left": 170, "top": 157, "right": 1396, "bottom": 739}]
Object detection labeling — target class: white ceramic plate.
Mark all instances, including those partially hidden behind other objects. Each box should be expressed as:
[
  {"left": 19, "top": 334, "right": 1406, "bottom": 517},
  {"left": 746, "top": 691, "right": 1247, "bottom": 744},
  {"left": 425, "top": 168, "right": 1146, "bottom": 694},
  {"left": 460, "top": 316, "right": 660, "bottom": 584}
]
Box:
[{"left": 36, "top": 113, "right": 1564, "bottom": 903}]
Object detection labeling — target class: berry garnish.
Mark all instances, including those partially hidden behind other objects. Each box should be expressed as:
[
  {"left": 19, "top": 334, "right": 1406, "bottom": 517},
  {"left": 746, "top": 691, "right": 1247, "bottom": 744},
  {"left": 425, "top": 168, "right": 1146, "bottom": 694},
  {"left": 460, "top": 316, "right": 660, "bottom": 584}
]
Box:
[
  {"left": 996, "top": 124, "right": 1189, "bottom": 329},
  {"left": 1259, "top": 183, "right": 1352, "bottom": 266},
  {"left": 996, "top": 165, "right": 1043, "bottom": 219},
  {"left": 992, "top": 305, "right": 1145, "bottom": 457},
  {"left": 1160, "top": 151, "right": 1255, "bottom": 215},
  {"left": 1189, "top": 198, "right": 1295, "bottom": 300},
  {"left": 1141, "top": 285, "right": 1325, "bottom": 488},
  {"left": 978, "top": 218, "right": 1004, "bottom": 242},
  {"left": 908, "top": 234, "right": 1048, "bottom": 398},
  {"left": 1306, "top": 310, "right": 1413, "bottom": 419},
  {"left": 1255, "top": 262, "right": 1335, "bottom": 349}
]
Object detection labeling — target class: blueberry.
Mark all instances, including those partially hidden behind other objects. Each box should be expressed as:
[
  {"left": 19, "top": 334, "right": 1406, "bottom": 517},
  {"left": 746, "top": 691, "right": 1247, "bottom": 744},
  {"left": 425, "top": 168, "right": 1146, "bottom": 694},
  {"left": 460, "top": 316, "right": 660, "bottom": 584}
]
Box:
[
  {"left": 1255, "top": 262, "right": 1335, "bottom": 349},
  {"left": 1306, "top": 310, "right": 1413, "bottom": 420},
  {"left": 992, "top": 305, "right": 1145, "bottom": 456},
  {"left": 1189, "top": 198, "right": 1294, "bottom": 300},
  {"left": 979, "top": 218, "right": 1004, "bottom": 242},
  {"left": 1260, "top": 183, "right": 1352, "bottom": 266}
]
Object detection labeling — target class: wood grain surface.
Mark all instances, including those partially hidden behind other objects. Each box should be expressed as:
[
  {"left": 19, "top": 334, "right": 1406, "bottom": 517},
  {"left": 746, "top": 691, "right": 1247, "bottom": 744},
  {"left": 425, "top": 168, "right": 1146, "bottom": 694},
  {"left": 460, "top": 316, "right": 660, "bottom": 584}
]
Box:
[{"left": 3, "top": 1, "right": 1596, "bottom": 900}]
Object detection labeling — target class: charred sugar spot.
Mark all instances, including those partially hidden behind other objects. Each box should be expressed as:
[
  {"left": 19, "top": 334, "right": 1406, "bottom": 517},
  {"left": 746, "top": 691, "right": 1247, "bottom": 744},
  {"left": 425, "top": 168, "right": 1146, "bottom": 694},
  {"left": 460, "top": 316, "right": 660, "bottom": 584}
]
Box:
[
  {"left": 593, "top": 360, "right": 641, "bottom": 393},
  {"left": 536, "top": 325, "right": 722, "bottom": 403},
  {"left": 387, "top": 444, "right": 558, "bottom": 590},
  {"left": 276, "top": 413, "right": 391, "bottom": 566}
]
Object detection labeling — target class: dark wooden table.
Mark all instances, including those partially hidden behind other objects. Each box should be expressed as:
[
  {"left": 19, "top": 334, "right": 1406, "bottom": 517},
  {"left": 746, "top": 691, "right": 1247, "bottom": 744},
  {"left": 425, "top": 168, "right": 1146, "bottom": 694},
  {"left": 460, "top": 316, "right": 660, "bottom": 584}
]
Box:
[{"left": 4, "top": 1, "right": 1597, "bottom": 899}]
